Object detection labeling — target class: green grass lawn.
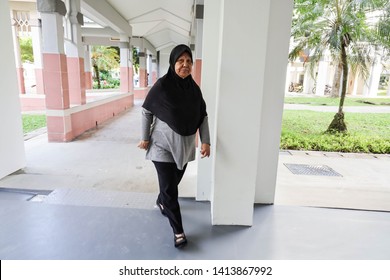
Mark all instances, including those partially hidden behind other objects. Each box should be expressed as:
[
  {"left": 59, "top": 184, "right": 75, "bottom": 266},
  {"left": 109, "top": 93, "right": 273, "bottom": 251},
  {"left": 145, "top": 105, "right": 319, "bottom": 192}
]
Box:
[
  {"left": 281, "top": 110, "right": 390, "bottom": 153},
  {"left": 22, "top": 114, "right": 46, "bottom": 134}
]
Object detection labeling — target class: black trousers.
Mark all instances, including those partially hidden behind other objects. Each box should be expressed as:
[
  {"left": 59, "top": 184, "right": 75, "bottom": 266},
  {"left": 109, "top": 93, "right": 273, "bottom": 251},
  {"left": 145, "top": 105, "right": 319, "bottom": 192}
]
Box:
[{"left": 153, "top": 161, "right": 187, "bottom": 234}]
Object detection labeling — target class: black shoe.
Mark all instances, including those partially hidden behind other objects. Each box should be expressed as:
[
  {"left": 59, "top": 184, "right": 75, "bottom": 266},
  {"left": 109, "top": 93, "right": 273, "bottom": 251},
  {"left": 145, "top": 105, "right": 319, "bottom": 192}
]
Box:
[
  {"left": 156, "top": 199, "right": 167, "bottom": 217},
  {"left": 174, "top": 233, "right": 187, "bottom": 248}
]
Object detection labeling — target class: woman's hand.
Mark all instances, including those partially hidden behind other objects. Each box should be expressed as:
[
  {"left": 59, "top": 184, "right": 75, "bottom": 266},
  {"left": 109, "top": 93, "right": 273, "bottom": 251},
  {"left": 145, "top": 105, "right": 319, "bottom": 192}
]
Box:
[
  {"left": 200, "top": 143, "right": 210, "bottom": 158},
  {"left": 137, "top": 140, "right": 150, "bottom": 150}
]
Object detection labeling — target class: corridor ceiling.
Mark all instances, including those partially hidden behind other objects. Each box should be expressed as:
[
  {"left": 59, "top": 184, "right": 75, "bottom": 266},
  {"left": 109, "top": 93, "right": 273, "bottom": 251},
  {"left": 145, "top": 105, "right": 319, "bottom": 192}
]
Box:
[{"left": 82, "top": 0, "right": 197, "bottom": 51}]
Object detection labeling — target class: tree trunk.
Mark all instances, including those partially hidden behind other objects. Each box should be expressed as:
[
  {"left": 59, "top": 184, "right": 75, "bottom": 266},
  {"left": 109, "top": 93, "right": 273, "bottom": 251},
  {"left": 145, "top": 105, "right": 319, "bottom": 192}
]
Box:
[
  {"left": 331, "top": 62, "right": 342, "bottom": 97},
  {"left": 327, "top": 42, "right": 348, "bottom": 133}
]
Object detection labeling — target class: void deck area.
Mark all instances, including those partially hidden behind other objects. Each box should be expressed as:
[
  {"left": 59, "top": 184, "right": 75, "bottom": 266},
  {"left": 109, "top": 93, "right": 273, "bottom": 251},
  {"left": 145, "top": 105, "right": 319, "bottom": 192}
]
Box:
[{"left": 1, "top": 102, "right": 390, "bottom": 260}]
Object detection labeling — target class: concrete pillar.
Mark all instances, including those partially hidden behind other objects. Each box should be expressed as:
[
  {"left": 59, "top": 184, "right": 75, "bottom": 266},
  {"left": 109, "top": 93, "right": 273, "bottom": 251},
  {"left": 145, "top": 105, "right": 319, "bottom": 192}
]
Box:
[
  {"left": 200, "top": 0, "right": 293, "bottom": 225},
  {"left": 10, "top": 10, "right": 26, "bottom": 94},
  {"left": 315, "top": 59, "right": 329, "bottom": 96},
  {"left": 119, "top": 36, "right": 134, "bottom": 96},
  {"left": 84, "top": 45, "right": 93, "bottom": 89},
  {"left": 147, "top": 54, "right": 153, "bottom": 86},
  {"left": 64, "top": 0, "right": 86, "bottom": 105},
  {"left": 0, "top": 0, "right": 26, "bottom": 179},
  {"left": 193, "top": 4, "right": 204, "bottom": 86},
  {"left": 304, "top": 65, "right": 316, "bottom": 94},
  {"left": 151, "top": 57, "right": 158, "bottom": 84},
  {"left": 30, "top": 12, "right": 45, "bottom": 95},
  {"left": 254, "top": 0, "right": 294, "bottom": 205},
  {"left": 139, "top": 50, "right": 147, "bottom": 87},
  {"left": 39, "top": 0, "right": 72, "bottom": 142},
  {"left": 196, "top": 0, "right": 221, "bottom": 202},
  {"left": 364, "top": 53, "right": 382, "bottom": 97},
  {"left": 159, "top": 50, "right": 170, "bottom": 75},
  {"left": 387, "top": 82, "right": 390, "bottom": 96}
]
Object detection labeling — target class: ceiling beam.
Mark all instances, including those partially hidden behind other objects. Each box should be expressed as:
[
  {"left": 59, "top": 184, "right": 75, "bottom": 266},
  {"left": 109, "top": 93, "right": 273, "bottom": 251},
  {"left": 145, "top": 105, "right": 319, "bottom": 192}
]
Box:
[{"left": 82, "top": 0, "right": 132, "bottom": 36}]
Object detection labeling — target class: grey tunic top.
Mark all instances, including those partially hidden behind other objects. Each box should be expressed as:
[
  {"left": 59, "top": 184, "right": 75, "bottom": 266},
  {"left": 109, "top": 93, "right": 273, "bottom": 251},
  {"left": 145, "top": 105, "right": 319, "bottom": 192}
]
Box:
[{"left": 141, "top": 108, "right": 210, "bottom": 170}]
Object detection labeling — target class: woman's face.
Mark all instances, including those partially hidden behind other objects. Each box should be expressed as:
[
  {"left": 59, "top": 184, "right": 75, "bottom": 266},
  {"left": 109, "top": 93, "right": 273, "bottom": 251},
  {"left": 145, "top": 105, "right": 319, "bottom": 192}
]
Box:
[{"left": 174, "top": 52, "right": 192, "bottom": 79}]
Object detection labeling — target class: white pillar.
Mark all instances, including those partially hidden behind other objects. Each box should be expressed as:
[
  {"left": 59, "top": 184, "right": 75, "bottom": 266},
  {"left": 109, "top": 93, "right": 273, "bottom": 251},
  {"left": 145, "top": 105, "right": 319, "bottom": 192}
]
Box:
[
  {"left": 254, "top": 0, "right": 294, "bottom": 204},
  {"left": 364, "top": 54, "right": 382, "bottom": 97},
  {"left": 147, "top": 54, "right": 153, "bottom": 86},
  {"left": 387, "top": 82, "right": 390, "bottom": 96},
  {"left": 0, "top": 0, "right": 26, "bottom": 179},
  {"left": 84, "top": 45, "right": 93, "bottom": 89},
  {"left": 197, "top": 0, "right": 222, "bottom": 201},
  {"left": 315, "top": 60, "right": 329, "bottom": 96},
  {"left": 10, "top": 10, "right": 26, "bottom": 94},
  {"left": 200, "top": 0, "right": 293, "bottom": 225},
  {"left": 30, "top": 11, "right": 45, "bottom": 94},
  {"left": 352, "top": 73, "right": 358, "bottom": 96},
  {"left": 303, "top": 65, "right": 315, "bottom": 94}
]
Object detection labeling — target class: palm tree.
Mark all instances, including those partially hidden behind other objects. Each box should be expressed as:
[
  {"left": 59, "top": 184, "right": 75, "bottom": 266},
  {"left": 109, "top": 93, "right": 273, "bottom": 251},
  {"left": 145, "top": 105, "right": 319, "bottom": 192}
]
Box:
[
  {"left": 289, "top": 0, "right": 389, "bottom": 132},
  {"left": 90, "top": 46, "right": 119, "bottom": 89}
]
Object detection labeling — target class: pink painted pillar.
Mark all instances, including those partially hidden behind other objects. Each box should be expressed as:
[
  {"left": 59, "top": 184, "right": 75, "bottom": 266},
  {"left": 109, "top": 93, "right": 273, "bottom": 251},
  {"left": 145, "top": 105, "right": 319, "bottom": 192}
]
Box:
[
  {"left": 139, "top": 51, "right": 148, "bottom": 87},
  {"left": 151, "top": 58, "right": 158, "bottom": 84},
  {"left": 65, "top": 0, "right": 86, "bottom": 105},
  {"left": 193, "top": 10, "right": 204, "bottom": 87},
  {"left": 67, "top": 56, "right": 86, "bottom": 105},
  {"left": 119, "top": 40, "right": 134, "bottom": 99},
  {"left": 40, "top": 9, "right": 72, "bottom": 142},
  {"left": 30, "top": 13, "right": 45, "bottom": 94},
  {"left": 84, "top": 45, "right": 92, "bottom": 89},
  {"left": 10, "top": 12, "right": 26, "bottom": 94},
  {"left": 194, "top": 59, "right": 202, "bottom": 86}
]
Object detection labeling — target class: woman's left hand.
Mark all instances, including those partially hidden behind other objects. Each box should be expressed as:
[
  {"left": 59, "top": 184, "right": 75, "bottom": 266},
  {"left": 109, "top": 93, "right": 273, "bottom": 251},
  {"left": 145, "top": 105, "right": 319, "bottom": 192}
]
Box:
[
  {"left": 137, "top": 140, "right": 150, "bottom": 150},
  {"left": 200, "top": 143, "right": 210, "bottom": 158}
]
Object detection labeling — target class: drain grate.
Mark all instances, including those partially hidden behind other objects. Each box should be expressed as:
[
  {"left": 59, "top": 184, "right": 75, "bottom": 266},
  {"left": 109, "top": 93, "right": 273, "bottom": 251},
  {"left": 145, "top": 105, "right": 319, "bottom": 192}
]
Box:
[{"left": 284, "top": 163, "right": 342, "bottom": 177}]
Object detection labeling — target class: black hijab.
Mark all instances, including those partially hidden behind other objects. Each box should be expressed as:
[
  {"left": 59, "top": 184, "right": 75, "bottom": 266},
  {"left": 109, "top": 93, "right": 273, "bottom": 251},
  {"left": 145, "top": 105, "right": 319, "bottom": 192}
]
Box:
[{"left": 142, "top": 44, "right": 207, "bottom": 136}]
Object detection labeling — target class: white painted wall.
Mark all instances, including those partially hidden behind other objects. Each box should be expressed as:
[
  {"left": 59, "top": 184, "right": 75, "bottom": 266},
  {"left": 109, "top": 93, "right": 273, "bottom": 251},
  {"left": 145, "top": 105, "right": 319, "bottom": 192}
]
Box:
[{"left": 0, "top": 0, "right": 26, "bottom": 179}]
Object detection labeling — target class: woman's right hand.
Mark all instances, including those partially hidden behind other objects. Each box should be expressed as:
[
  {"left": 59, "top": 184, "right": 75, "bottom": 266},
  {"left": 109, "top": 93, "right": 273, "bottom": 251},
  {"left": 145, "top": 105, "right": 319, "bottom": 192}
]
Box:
[{"left": 137, "top": 140, "right": 150, "bottom": 150}]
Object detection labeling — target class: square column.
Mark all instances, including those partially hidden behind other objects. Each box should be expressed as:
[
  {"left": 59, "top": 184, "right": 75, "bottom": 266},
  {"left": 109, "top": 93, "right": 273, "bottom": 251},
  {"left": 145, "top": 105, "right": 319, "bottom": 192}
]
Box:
[
  {"left": 10, "top": 11, "right": 26, "bottom": 94},
  {"left": 41, "top": 12, "right": 69, "bottom": 110},
  {"left": 30, "top": 12, "right": 45, "bottom": 95},
  {"left": 119, "top": 38, "right": 134, "bottom": 98},
  {"left": 193, "top": 3, "right": 204, "bottom": 86},
  {"left": 151, "top": 58, "right": 158, "bottom": 84},
  {"left": 138, "top": 50, "right": 148, "bottom": 87},
  {"left": 39, "top": 0, "right": 72, "bottom": 142},
  {"left": 84, "top": 45, "right": 93, "bottom": 89},
  {"left": 200, "top": 0, "right": 293, "bottom": 225},
  {"left": 64, "top": 0, "right": 86, "bottom": 105},
  {"left": 363, "top": 53, "right": 382, "bottom": 97},
  {"left": 253, "top": 0, "right": 295, "bottom": 204}
]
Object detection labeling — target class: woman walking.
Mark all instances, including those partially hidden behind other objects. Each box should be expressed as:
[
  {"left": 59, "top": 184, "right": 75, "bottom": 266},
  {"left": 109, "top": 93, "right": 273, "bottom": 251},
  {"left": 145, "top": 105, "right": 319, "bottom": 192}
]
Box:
[{"left": 138, "top": 44, "right": 210, "bottom": 248}]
